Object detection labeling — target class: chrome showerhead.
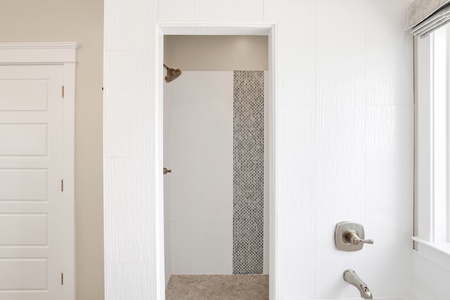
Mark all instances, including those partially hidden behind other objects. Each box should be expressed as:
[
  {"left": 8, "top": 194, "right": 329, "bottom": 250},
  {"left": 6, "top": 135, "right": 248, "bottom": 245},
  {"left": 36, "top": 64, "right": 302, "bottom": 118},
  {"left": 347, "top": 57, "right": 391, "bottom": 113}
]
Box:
[{"left": 163, "top": 64, "right": 182, "bottom": 82}]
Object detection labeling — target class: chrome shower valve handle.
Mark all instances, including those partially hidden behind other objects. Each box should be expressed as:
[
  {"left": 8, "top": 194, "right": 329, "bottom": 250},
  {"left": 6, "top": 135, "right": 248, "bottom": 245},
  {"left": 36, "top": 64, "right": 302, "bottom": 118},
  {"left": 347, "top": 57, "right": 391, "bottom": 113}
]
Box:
[
  {"left": 343, "top": 229, "right": 374, "bottom": 245},
  {"left": 335, "top": 222, "right": 374, "bottom": 251}
]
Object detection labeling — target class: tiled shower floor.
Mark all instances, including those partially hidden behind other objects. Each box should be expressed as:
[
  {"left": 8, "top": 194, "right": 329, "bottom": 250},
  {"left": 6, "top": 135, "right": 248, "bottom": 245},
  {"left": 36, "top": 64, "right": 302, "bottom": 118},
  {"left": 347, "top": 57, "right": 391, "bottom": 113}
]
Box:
[{"left": 165, "top": 275, "right": 269, "bottom": 300}]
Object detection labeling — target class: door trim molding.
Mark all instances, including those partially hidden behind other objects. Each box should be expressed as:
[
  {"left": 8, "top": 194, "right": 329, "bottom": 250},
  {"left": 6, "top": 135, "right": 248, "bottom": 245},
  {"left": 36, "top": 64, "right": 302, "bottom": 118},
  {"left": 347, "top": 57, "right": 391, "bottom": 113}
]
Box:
[
  {"left": 155, "top": 24, "right": 277, "bottom": 300},
  {"left": 0, "top": 42, "right": 78, "bottom": 300}
]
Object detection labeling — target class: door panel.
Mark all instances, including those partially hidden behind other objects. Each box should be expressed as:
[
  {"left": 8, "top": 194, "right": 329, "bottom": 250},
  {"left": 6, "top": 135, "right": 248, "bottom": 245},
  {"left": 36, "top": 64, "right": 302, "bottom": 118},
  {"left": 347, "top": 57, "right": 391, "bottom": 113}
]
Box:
[
  {"left": 0, "top": 259, "right": 48, "bottom": 290},
  {"left": 0, "top": 65, "right": 64, "bottom": 300},
  {"left": 0, "top": 124, "right": 48, "bottom": 155},
  {"left": 0, "top": 169, "right": 47, "bottom": 200},
  {"left": 0, "top": 79, "right": 48, "bottom": 111}
]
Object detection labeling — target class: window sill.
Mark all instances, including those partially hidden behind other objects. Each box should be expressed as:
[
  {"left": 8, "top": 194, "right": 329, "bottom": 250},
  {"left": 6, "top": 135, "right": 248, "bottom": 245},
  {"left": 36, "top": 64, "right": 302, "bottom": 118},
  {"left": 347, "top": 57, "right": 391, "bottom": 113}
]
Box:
[{"left": 412, "top": 237, "right": 450, "bottom": 272}]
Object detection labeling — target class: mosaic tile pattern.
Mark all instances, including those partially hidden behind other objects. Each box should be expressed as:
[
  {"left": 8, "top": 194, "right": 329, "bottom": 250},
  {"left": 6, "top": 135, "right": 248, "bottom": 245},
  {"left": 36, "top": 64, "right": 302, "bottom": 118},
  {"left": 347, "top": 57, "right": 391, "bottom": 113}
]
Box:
[{"left": 233, "top": 71, "right": 265, "bottom": 274}]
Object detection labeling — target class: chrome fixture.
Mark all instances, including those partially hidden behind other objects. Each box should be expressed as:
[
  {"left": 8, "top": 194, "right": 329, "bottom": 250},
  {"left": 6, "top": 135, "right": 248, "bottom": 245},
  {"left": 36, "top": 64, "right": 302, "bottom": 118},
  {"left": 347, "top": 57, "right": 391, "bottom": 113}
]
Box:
[
  {"left": 343, "top": 269, "right": 373, "bottom": 299},
  {"left": 335, "top": 222, "right": 373, "bottom": 251},
  {"left": 163, "top": 64, "right": 182, "bottom": 82},
  {"left": 163, "top": 167, "right": 172, "bottom": 175}
]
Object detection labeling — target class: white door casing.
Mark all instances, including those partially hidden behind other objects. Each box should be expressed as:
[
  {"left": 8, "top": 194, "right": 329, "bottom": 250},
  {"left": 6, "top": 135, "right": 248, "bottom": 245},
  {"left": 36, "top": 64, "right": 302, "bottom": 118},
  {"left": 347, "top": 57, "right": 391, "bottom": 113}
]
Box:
[
  {"left": 155, "top": 24, "right": 276, "bottom": 299},
  {"left": 0, "top": 43, "right": 77, "bottom": 300}
]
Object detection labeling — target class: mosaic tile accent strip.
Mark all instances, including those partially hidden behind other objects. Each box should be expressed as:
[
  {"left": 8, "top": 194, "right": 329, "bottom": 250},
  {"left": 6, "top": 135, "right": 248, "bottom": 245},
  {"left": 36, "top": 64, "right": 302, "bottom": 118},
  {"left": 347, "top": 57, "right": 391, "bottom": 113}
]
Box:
[{"left": 233, "top": 71, "right": 265, "bottom": 274}]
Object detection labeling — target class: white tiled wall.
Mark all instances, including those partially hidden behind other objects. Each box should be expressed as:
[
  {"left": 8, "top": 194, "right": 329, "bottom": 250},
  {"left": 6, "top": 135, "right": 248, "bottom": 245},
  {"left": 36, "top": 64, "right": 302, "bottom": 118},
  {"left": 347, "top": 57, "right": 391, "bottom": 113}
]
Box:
[
  {"left": 165, "top": 72, "right": 234, "bottom": 275},
  {"left": 104, "top": 0, "right": 414, "bottom": 299}
]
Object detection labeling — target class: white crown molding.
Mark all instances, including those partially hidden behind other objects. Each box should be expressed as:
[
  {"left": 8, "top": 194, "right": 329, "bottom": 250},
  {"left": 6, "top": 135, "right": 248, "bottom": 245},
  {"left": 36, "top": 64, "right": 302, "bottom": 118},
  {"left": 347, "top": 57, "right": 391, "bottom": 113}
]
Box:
[
  {"left": 0, "top": 42, "right": 79, "bottom": 64},
  {"left": 0, "top": 42, "right": 79, "bottom": 49}
]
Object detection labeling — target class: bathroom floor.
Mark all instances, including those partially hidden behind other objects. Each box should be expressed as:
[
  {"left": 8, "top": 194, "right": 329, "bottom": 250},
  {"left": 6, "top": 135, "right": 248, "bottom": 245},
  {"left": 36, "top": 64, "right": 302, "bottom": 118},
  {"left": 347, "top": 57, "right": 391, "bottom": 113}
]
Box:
[{"left": 165, "top": 275, "right": 269, "bottom": 300}]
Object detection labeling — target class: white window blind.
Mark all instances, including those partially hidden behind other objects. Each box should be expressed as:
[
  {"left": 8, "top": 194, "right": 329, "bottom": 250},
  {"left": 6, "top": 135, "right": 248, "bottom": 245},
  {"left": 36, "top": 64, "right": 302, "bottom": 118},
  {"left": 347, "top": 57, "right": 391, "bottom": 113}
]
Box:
[{"left": 406, "top": 0, "right": 450, "bottom": 37}]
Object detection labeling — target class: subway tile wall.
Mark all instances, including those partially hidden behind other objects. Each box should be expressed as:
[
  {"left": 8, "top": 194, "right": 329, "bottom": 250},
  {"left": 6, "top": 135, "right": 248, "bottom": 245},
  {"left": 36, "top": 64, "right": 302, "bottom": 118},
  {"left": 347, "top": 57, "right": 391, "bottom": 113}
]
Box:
[{"left": 104, "top": 0, "right": 413, "bottom": 299}]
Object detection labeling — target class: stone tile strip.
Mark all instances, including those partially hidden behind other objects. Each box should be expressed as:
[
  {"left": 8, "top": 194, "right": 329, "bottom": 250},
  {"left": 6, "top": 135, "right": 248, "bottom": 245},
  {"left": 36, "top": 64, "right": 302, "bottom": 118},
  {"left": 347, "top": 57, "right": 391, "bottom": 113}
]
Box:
[{"left": 232, "top": 70, "right": 265, "bottom": 274}]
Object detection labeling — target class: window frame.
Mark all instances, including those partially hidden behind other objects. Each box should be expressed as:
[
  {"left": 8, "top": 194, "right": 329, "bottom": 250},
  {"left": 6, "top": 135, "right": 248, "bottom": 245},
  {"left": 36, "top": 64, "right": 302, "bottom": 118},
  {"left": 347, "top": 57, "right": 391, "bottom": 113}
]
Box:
[{"left": 415, "top": 24, "right": 450, "bottom": 270}]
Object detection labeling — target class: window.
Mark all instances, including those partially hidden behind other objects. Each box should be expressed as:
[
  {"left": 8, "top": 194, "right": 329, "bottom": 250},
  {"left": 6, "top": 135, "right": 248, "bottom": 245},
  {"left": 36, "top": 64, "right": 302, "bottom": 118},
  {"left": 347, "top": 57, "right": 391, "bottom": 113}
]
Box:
[
  {"left": 432, "top": 24, "right": 450, "bottom": 243},
  {"left": 415, "top": 22, "right": 450, "bottom": 260}
]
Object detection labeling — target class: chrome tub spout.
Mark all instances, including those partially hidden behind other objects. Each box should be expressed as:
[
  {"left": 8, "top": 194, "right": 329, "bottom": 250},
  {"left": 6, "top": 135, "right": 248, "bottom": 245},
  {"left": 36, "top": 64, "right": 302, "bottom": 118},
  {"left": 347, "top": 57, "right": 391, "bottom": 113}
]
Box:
[{"left": 343, "top": 269, "right": 373, "bottom": 299}]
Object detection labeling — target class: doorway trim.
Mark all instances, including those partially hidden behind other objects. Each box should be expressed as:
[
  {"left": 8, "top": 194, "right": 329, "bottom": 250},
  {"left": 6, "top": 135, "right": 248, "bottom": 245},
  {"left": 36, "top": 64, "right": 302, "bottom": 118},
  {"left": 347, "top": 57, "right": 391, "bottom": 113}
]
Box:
[{"left": 155, "top": 24, "right": 277, "bottom": 299}]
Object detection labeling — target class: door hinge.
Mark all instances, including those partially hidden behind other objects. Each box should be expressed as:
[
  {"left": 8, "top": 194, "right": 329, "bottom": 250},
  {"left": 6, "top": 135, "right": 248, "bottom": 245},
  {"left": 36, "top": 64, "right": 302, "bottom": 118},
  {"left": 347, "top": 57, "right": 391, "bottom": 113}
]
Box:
[
  {"left": 61, "top": 273, "right": 64, "bottom": 285},
  {"left": 62, "top": 86, "right": 65, "bottom": 99},
  {"left": 61, "top": 180, "right": 64, "bottom": 192}
]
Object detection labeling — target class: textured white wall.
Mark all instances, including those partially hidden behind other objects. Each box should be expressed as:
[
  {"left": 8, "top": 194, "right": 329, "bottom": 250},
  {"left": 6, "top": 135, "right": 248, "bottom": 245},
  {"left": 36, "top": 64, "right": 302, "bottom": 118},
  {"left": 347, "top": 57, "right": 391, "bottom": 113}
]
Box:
[{"left": 104, "top": 0, "right": 413, "bottom": 299}]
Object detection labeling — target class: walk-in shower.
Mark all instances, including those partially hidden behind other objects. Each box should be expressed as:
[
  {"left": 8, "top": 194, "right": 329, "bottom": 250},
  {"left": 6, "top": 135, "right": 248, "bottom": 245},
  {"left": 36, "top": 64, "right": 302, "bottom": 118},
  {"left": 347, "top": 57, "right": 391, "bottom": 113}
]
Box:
[{"left": 162, "top": 35, "right": 269, "bottom": 300}]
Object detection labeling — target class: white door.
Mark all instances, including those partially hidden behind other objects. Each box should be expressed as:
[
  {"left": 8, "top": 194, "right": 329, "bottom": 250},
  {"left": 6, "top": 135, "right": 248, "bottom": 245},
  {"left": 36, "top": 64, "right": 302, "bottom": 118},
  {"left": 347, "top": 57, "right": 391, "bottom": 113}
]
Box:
[{"left": 0, "top": 64, "right": 64, "bottom": 300}]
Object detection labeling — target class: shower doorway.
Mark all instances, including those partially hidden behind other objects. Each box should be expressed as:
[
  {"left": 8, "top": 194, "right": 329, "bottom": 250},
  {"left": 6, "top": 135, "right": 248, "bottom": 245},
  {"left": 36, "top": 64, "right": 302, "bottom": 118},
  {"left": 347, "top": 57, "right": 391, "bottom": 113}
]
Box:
[{"left": 155, "top": 24, "right": 276, "bottom": 300}]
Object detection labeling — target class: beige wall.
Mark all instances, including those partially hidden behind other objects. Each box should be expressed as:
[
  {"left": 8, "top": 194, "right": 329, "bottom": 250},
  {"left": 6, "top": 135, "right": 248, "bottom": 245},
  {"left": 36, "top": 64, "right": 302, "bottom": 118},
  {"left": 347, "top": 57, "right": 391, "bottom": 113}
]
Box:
[
  {"left": 164, "top": 35, "right": 268, "bottom": 71},
  {"left": 0, "top": 1, "right": 104, "bottom": 299}
]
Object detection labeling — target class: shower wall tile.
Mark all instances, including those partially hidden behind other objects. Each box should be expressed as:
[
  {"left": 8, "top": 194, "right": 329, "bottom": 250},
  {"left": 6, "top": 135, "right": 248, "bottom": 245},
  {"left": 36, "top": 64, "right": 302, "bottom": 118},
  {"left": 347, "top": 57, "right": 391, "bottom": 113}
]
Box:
[
  {"left": 202, "top": 73, "right": 234, "bottom": 107},
  {"left": 104, "top": 157, "right": 155, "bottom": 264},
  {"left": 277, "top": 211, "right": 316, "bottom": 299},
  {"left": 105, "top": 263, "right": 156, "bottom": 300},
  {"left": 366, "top": 106, "right": 414, "bottom": 159},
  {"left": 265, "top": 0, "right": 316, "bottom": 105},
  {"left": 175, "top": 249, "right": 205, "bottom": 274},
  {"left": 278, "top": 157, "right": 318, "bottom": 212},
  {"left": 104, "top": 51, "right": 155, "bottom": 158},
  {"left": 366, "top": 156, "right": 413, "bottom": 209},
  {"left": 276, "top": 52, "right": 317, "bottom": 106},
  {"left": 317, "top": 157, "right": 365, "bottom": 211},
  {"left": 104, "top": 0, "right": 156, "bottom": 51},
  {"left": 366, "top": 1, "right": 412, "bottom": 105},
  {"left": 264, "top": 0, "right": 316, "bottom": 52},
  {"left": 169, "top": 180, "right": 203, "bottom": 222},
  {"left": 366, "top": 1, "right": 411, "bottom": 50},
  {"left": 204, "top": 221, "right": 233, "bottom": 274},
  {"left": 167, "top": 72, "right": 233, "bottom": 224},
  {"left": 203, "top": 187, "right": 233, "bottom": 222},
  {"left": 365, "top": 48, "right": 413, "bottom": 105},
  {"left": 317, "top": 103, "right": 366, "bottom": 157},
  {"left": 166, "top": 72, "right": 234, "bottom": 275},
  {"left": 277, "top": 104, "right": 317, "bottom": 212},
  {"left": 363, "top": 208, "right": 413, "bottom": 297},
  {"left": 316, "top": 0, "right": 366, "bottom": 53},
  {"left": 170, "top": 221, "right": 177, "bottom": 274},
  {"left": 316, "top": 52, "right": 366, "bottom": 106},
  {"left": 175, "top": 220, "right": 204, "bottom": 250},
  {"left": 316, "top": 53, "right": 367, "bottom": 159},
  {"left": 366, "top": 106, "right": 413, "bottom": 208},
  {"left": 158, "top": 0, "right": 264, "bottom": 22},
  {"left": 278, "top": 105, "right": 317, "bottom": 157}
]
